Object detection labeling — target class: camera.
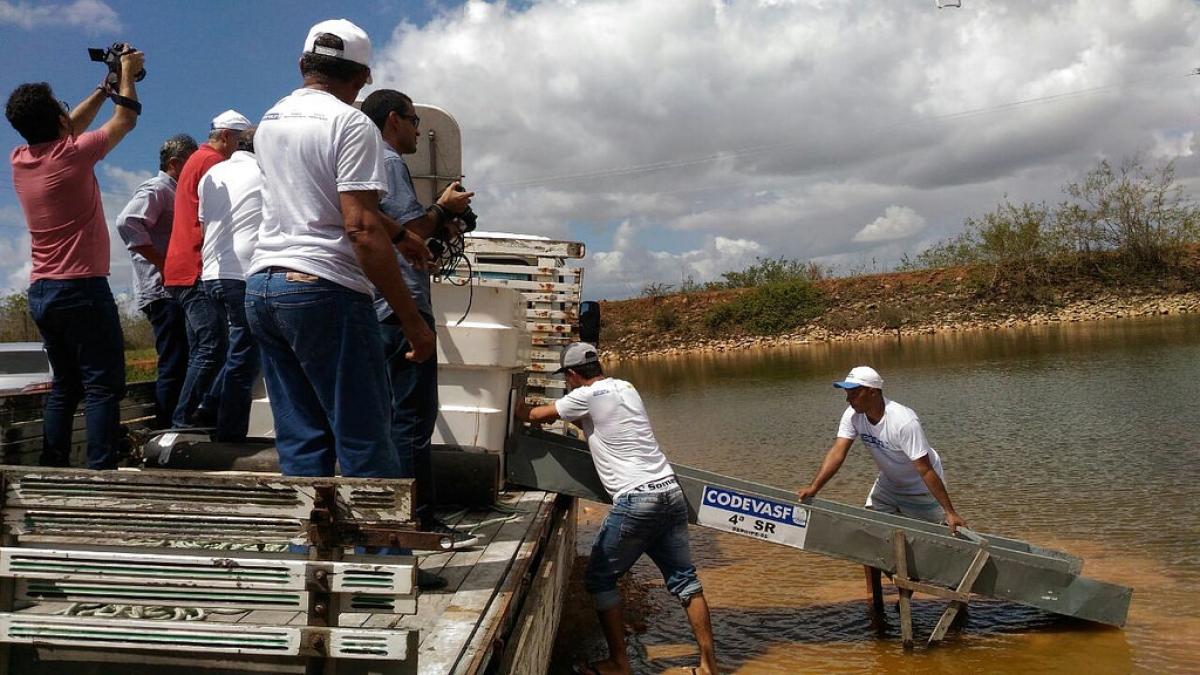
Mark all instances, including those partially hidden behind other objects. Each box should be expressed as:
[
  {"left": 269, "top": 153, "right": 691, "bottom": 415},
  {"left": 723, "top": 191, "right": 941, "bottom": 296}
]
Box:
[
  {"left": 88, "top": 42, "right": 146, "bottom": 88},
  {"left": 451, "top": 183, "right": 478, "bottom": 233}
]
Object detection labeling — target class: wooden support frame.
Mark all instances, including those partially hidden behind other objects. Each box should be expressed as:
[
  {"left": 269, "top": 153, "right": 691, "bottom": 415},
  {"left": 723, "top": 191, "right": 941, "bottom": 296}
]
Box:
[{"left": 886, "top": 529, "right": 991, "bottom": 649}]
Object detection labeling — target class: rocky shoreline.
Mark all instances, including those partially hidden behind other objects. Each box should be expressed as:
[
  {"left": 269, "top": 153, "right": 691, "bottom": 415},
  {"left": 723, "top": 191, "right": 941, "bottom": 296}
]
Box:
[{"left": 604, "top": 290, "right": 1200, "bottom": 361}]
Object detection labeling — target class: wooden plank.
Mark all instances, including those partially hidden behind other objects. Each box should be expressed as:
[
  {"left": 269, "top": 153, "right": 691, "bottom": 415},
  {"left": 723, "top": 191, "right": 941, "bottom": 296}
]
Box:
[
  {"left": 455, "top": 492, "right": 555, "bottom": 675},
  {"left": 415, "top": 492, "right": 546, "bottom": 675},
  {"left": 894, "top": 531, "right": 914, "bottom": 650},
  {"left": 464, "top": 263, "right": 582, "bottom": 281},
  {"left": 497, "top": 497, "right": 574, "bottom": 675},
  {"left": 462, "top": 237, "right": 585, "bottom": 260},
  {"left": 927, "top": 545, "right": 991, "bottom": 646}
]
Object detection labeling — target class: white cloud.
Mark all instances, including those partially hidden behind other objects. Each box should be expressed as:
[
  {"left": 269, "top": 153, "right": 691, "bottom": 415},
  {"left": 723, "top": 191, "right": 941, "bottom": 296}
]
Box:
[
  {"left": 0, "top": 0, "right": 120, "bottom": 32},
  {"left": 6, "top": 0, "right": 1200, "bottom": 300},
  {"left": 853, "top": 206, "right": 928, "bottom": 243},
  {"left": 1151, "top": 130, "right": 1194, "bottom": 160},
  {"left": 358, "top": 0, "right": 1200, "bottom": 298}
]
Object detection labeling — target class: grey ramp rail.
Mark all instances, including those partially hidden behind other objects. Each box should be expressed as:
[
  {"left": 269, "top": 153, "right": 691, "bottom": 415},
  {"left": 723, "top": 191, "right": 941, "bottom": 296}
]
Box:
[{"left": 508, "top": 426, "right": 1132, "bottom": 628}]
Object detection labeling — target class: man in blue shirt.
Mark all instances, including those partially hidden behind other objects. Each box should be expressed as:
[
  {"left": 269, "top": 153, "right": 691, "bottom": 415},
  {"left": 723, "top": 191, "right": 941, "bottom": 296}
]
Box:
[
  {"left": 361, "top": 90, "right": 475, "bottom": 565},
  {"left": 116, "top": 134, "right": 197, "bottom": 429}
]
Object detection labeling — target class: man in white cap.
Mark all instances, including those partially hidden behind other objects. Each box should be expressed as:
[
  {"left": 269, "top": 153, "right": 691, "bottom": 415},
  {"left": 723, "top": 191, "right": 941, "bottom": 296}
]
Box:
[
  {"left": 245, "top": 20, "right": 433, "bottom": 484},
  {"left": 516, "top": 343, "right": 719, "bottom": 675},
  {"left": 197, "top": 126, "right": 262, "bottom": 442},
  {"left": 163, "top": 108, "right": 251, "bottom": 428},
  {"left": 797, "top": 366, "right": 967, "bottom": 535}
]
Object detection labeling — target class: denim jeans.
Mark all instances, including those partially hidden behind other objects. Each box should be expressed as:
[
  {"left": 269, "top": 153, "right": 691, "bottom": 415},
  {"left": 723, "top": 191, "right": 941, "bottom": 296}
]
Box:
[
  {"left": 169, "top": 283, "right": 227, "bottom": 428},
  {"left": 28, "top": 278, "right": 126, "bottom": 469},
  {"left": 142, "top": 297, "right": 188, "bottom": 430},
  {"left": 381, "top": 312, "right": 438, "bottom": 527},
  {"left": 585, "top": 486, "right": 702, "bottom": 612},
  {"left": 245, "top": 269, "right": 400, "bottom": 478},
  {"left": 204, "top": 279, "right": 261, "bottom": 441}
]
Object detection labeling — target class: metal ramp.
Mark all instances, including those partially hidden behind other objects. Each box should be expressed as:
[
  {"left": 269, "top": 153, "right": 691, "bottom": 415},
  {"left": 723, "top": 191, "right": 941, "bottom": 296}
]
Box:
[{"left": 507, "top": 427, "right": 1132, "bottom": 636}]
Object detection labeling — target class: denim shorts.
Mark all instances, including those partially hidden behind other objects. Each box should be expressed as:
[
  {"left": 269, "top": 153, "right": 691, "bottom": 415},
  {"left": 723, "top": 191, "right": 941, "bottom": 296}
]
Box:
[
  {"left": 585, "top": 485, "right": 703, "bottom": 612},
  {"left": 866, "top": 478, "right": 946, "bottom": 524}
]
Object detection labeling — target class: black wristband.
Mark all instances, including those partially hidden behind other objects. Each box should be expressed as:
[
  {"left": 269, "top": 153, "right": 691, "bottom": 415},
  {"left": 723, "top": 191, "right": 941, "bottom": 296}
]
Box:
[
  {"left": 391, "top": 225, "right": 407, "bottom": 244},
  {"left": 430, "top": 204, "right": 449, "bottom": 225},
  {"left": 110, "top": 94, "right": 141, "bottom": 115}
]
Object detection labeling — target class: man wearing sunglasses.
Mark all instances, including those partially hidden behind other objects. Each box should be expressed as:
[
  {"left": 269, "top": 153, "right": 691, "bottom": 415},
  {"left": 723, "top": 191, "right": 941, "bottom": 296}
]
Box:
[{"left": 360, "top": 90, "right": 476, "bottom": 569}]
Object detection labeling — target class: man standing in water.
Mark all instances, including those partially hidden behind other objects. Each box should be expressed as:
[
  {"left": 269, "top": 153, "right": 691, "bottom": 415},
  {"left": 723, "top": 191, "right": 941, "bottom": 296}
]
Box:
[
  {"left": 516, "top": 343, "right": 719, "bottom": 675},
  {"left": 797, "top": 366, "right": 968, "bottom": 624},
  {"left": 796, "top": 366, "right": 967, "bottom": 534}
]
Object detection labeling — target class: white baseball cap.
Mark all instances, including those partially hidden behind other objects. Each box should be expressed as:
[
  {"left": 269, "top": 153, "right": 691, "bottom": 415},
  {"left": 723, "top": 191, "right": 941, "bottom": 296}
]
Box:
[
  {"left": 211, "top": 110, "right": 251, "bottom": 131},
  {"left": 833, "top": 366, "right": 884, "bottom": 389},
  {"left": 304, "top": 19, "right": 372, "bottom": 82}
]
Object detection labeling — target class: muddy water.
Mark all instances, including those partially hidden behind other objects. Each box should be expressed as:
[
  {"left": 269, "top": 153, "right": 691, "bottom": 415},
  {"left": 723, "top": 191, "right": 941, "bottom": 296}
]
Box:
[{"left": 579, "top": 313, "right": 1200, "bottom": 674}]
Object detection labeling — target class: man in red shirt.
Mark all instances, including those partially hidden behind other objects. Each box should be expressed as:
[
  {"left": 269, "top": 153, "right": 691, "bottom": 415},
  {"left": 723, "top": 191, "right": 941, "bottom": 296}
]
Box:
[
  {"left": 162, "top": 109, "right": 249, "bottom": 428},
  {"left": 6, "top": 48, "right": 144, "bottom": 468}
]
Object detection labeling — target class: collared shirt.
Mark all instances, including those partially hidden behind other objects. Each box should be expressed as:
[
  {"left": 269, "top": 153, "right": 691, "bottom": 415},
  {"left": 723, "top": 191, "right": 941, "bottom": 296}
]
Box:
[
  {"left": 374, "top": 146, "right": 432, "bottom": 321},
  {"left": 116, "top": 170, "right": 177, "bottom": 309}
]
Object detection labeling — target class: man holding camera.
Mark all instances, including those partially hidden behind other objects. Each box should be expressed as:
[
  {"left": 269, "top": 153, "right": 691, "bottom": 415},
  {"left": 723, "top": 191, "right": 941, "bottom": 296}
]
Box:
[
  {"left": 361, "top": 90, "right": 476, "bottom": 556},
  {"left": 246, "top": 20, "right": 434, "bottom": 480},
  {"left": 6, "top": 46, "right": 143, "bottom": 469}
]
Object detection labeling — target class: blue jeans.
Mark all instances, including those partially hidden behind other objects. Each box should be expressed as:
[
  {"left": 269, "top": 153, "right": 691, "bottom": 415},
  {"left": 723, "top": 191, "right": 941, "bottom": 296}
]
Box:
[
  {"left": 141, "top": 297, "right": 188, "bottom": 430},
  {"left": 245, "top": 269, "right": 400, "bottom": 478},
  {"left": 169, "top": 283, "right": 227, "bottom": 428},
  {"left": 585, "top": 486, "right": 702, "bottom": 612},
  {"left": 28, "top": 278, "right": 126, "bottom": 469},
  {"left": 381, "top": 312, "right": 438, "bottom": 527},
  {"left": 204, "top": 279, "right": 261, "bottom": 441}
]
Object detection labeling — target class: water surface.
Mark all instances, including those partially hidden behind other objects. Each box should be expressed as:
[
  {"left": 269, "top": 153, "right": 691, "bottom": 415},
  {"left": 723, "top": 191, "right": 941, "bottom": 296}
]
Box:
[{"left": 599, "top": 313, "right": 1200, "bottom": 674}]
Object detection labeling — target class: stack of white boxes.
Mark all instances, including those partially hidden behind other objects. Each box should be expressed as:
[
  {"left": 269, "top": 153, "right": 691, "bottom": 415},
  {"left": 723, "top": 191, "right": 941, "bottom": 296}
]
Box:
[{"left": 432, "top": 283, "right": 531, "bottom": 461}]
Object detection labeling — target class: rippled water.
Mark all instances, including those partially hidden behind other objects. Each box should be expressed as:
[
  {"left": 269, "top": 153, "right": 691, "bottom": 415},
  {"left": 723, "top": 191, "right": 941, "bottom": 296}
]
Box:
[{"left": 599, "top": 313, "right": 1200, "bottom": 674}]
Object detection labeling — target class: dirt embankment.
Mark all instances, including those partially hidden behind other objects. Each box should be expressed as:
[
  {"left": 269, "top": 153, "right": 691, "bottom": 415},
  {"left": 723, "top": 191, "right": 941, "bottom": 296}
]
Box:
[{"left": 595, "top": 258, "right": 1200, "bottom": 360}]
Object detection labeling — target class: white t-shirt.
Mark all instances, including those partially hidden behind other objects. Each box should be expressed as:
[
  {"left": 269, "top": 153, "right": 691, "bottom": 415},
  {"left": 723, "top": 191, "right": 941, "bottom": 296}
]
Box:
[
  {"left": 554, "top": 377, "right": 674, "bottom": 499},
  {"left": 248, "top": 88, "right": 388, "bottom": 295},
  {"left": 837, "top": 397, "right": 944, "bottom": 495},
  {"left": 199, "top": 151, "right": 262, "bottom": 282}
]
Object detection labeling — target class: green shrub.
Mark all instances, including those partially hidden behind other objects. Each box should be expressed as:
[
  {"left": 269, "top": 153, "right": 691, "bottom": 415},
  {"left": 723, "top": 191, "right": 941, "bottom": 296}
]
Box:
[{"left": 705, "top": 278, "right": 826, "bottom": 334}]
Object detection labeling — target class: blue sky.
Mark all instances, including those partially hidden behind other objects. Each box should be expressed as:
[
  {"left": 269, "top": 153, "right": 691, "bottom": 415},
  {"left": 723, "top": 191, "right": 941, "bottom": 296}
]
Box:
[{"left": 3, "top": 0, "right": 1199, "bottom": 301}]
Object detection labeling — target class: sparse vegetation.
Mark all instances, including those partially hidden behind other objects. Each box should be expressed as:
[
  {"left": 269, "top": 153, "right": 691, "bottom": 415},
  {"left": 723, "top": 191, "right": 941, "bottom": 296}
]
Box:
[
  {"left": 603, "top": 154, "right": 1200, "bottom": 354},
  {"left": 0, "top": 290, "right": 159, "bottom": 381},
  {"left": 901, "top": 154, "right": 1200, "bottom": 300}
]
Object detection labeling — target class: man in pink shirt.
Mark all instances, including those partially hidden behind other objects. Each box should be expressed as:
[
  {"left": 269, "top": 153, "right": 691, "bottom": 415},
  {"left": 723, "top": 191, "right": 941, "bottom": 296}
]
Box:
[
  {"left": 163, "top": 109, "right": 249, "bottom": 428},
  {"left": 6, "top": 47, "right": 144, "bottom": 469}
]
